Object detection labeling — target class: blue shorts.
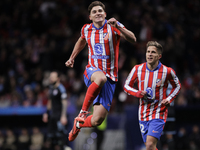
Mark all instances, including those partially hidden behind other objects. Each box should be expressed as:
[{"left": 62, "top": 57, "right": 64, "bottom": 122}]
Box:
[
  {"left": 139, "top": 119, "right": 165, "bottom": 143},
  {"left": 83, "top": 66, "right": 116, "bottom": 111}
]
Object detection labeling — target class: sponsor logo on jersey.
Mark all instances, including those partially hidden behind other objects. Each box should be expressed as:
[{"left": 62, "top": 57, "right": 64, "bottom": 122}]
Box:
[
  {"left": 146, "top": 87, "right": 153, "bottom": 99},
  {"left": 94, "top": 43, "right": 103, "bottom": 55}
]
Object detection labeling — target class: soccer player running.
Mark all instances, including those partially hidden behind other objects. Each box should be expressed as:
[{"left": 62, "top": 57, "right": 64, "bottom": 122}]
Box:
[
  {"left": 124, "top": 41, "right": 181, "bottom": 150},
  {"left": 42, "top": 71, "right": 68, "bottom": 150},
  {"left": 65, "top": 1, "right": 136, "bottom": 141}
]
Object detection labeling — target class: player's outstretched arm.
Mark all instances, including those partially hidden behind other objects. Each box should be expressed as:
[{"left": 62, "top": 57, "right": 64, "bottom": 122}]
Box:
[
  {"left": 61, "top": 99, "right": 68, "bottom": 125},
  {"left": 107, "top": 18, "right": 136, "bottom": 44},
  {"left": 65, "top": 37, "right": 86, "bottom": 68}
]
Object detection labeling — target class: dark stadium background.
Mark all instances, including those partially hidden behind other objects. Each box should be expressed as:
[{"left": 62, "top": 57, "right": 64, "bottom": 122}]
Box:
[{"left": 0, "top": 0, "right": 200, "bottom": 150}]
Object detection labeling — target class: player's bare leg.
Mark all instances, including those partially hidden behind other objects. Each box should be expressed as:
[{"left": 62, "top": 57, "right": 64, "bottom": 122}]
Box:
[
  {"left": 91, "top": 103, "right": 108, "bottom": 126},
  {"left": 68, "top": 71, "right": 107, "bottom": 141},
  {"left": 145, "top": 135, "right": 158, "bottom": 150}
]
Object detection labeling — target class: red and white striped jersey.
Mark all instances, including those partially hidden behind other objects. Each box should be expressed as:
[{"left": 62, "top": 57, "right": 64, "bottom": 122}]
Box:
[
  {"left": 124, "top": 62, "right": 181, "bottom": 122},
  {"left": 81, "top": 20, "right": 124, "bottom": 82}
]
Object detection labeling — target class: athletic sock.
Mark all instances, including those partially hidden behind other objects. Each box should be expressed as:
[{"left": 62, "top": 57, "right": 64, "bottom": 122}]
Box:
[
  {"left": 82, "top": 82, "right": 102, "bottom": 111},
  {"left": 79, "top": 115, "right": 93, "bottom": 128}
]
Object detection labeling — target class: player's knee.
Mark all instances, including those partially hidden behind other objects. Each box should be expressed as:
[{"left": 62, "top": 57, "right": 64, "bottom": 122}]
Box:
[
  {"left": 98, "top": 76, "right": 107, "bottom": 85},
  {"left": 146, "top": 141, "right": 155, "bottom": 150}
]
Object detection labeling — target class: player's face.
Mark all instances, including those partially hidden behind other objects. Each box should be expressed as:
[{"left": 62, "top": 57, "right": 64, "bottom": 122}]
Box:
[
  {"left": 89, "top": 6, "right": 106, "bottom": 24},
  {"left": 49, "top": 72, "right": 58, "bottom": 85},
  {"left": 146, "top": 46, "right": 161, "bottom": 65}
]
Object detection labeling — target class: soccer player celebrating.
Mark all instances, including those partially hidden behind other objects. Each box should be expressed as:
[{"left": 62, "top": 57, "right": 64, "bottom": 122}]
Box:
[
  {"left": 124, "top": 41, "right": 181, "bottom": 150},
  {"left": 65, "top": 1, "right": 136, "bottom": 141}
]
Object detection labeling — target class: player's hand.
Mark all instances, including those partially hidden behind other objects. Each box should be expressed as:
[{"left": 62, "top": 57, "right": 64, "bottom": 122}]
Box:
[
  {"left": 60, "top": 116, "right": 67, "bottom": 125},
  {"left": 42, "top": 113, "right": 48, "bottom": 123},
  {"left": 135, "top": 91, "right": 147, "bottom": 98},
  {"left": 107, "top": 18, "right": 118, "bottom": 28},
  {"left": 161, "top": 99, "right": 170, "bottom": 107},
  {"left": 65, "top": 59, "right": 74, "bottom": 68}
]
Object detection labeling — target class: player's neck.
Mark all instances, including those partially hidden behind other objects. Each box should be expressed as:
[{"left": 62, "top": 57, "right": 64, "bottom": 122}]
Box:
[
  {"left": 93, "top": 20, "right": 105, "bottom": 29},
  {"left": 147, "top": 62, "right": 159, "bottom": 71},
  {"left": 54, "top": 82, "right": 60, "bottom": 88}
]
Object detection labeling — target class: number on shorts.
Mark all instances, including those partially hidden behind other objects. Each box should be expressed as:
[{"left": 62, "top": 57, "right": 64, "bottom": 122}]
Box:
[{"left": 140, "top": 124, "right": 145, "bottom": 133}]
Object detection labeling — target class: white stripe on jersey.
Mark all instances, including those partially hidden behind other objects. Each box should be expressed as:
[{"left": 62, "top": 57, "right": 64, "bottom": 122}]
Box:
[
  {"left": 138, "top": 64, "right": 143, "bottom": 90},
  {"left": 91, "top": 28, "right": 98, "bottom": 68},
  {"left": 137, "top": 64, "right": 143, "bottom": 122},
  {"left": 108, "top": 24, "right": 115, "bottom": 81},
  {"left": 156, "top": 66, "right": 167, "bottom": 119},
  {"left": 168, "top": 70, "right": 181, "bottom": 100},
  {"left": 143, "top": 69, "right": 149, "bottom": 121},
  {"left": 152, "top": 70, "right": 158, "bottom": 99}
]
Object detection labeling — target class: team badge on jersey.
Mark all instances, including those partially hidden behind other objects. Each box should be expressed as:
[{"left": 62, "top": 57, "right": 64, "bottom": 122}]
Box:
[
  {"left": 53, "top": 89, "right": 58, "bottom": 95},
  {"left": 103, "top": 32, "right": 109, "bottom": 40},
  {"left": 156, "top": 79, "right": 162, "bottom": 87},
  {"left": 94, "top": 43, "right": 103, "bottom": 55}
]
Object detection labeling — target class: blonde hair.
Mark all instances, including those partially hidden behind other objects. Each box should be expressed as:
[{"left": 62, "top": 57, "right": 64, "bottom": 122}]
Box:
[{"left": 146, "top": 41, "right": 163, "bottom": 54}]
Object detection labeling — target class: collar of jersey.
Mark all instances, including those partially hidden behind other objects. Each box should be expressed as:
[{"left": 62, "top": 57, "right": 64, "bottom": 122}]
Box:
[
  {"left": 92, "top": 19, "right": 107, "bottom": 30},
  {"left": 146, "top": 61, "right": 161, "bottom": 72}
]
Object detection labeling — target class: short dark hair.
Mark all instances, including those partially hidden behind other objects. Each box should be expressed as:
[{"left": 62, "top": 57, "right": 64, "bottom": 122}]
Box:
[
  {"left": 88, "top": 1, "right": 106, "bottom": 14},
  {"left": 146, "top": 41, "right": 163, "bottom": 54}
]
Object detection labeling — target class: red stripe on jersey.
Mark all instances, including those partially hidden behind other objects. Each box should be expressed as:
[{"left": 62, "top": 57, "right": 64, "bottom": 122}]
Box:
[
  {"left": 140, "top": 64, "right": 146, "bottom": 121},
  {"left": 113, "top": 27, "right": 120, "bottom": 80},
  {"left": 146, "top": 71, "right": 154, "bottom": 121},
  {"left": 153, "top": 65, "right": 163, "bottom": 119},
  {"left": 160, "top": 67, "right": 168, "bottom": 120},
  {"left": 86, "top": 25, "right": 94, "bottom": 67}
]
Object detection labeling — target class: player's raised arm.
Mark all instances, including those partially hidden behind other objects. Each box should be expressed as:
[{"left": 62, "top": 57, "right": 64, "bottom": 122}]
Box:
[
  {"left": 107, "top": 18, "right": 136, "bottom": 44},
  {"left": 65, "top": 37, "right": 87, "bottom": 68}
]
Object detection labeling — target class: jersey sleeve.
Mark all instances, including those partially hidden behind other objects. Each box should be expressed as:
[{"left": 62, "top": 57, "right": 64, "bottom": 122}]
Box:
[
  {"left": 81, "top": 24, "right": 87, "bottom": 40},
  {"left": 166, "top": 68, "right": 181, "bottom": 103},
  {"left": 123, "top": 66, "right": 139, "bottom": 97},
  {"left": 114, "top": 21, "right": 125, "bottom": 35},
  {"left": 58, "top": 84, "right": 67, "bottom": 100}
]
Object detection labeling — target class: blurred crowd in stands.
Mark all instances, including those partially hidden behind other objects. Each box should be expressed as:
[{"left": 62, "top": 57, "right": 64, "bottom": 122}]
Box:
[{"left": 0, "top": 0, "right": 200, "bottom": 149}]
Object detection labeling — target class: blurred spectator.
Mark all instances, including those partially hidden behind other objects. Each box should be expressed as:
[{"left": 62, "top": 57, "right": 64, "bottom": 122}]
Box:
[
  {"left": 189, "top": 125, "right": 200, "bottom": 149},
  {"left": 0, "top": 130, "right": 4, "bottom": 149},
  {"left": 3, "top": 129, "right": 17, "bottom": 150},
  {"left": 29, "top": 127, "right": 44, "bottom": 150},
  {"left": 17, "top": 128, "right": 30, "bottom": 150},
  {"left": 0, "top": 94, "right": 11, "bottom": 108},
  {"left": 176, "top": 127, "right": 189, "bottom": 150}
]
